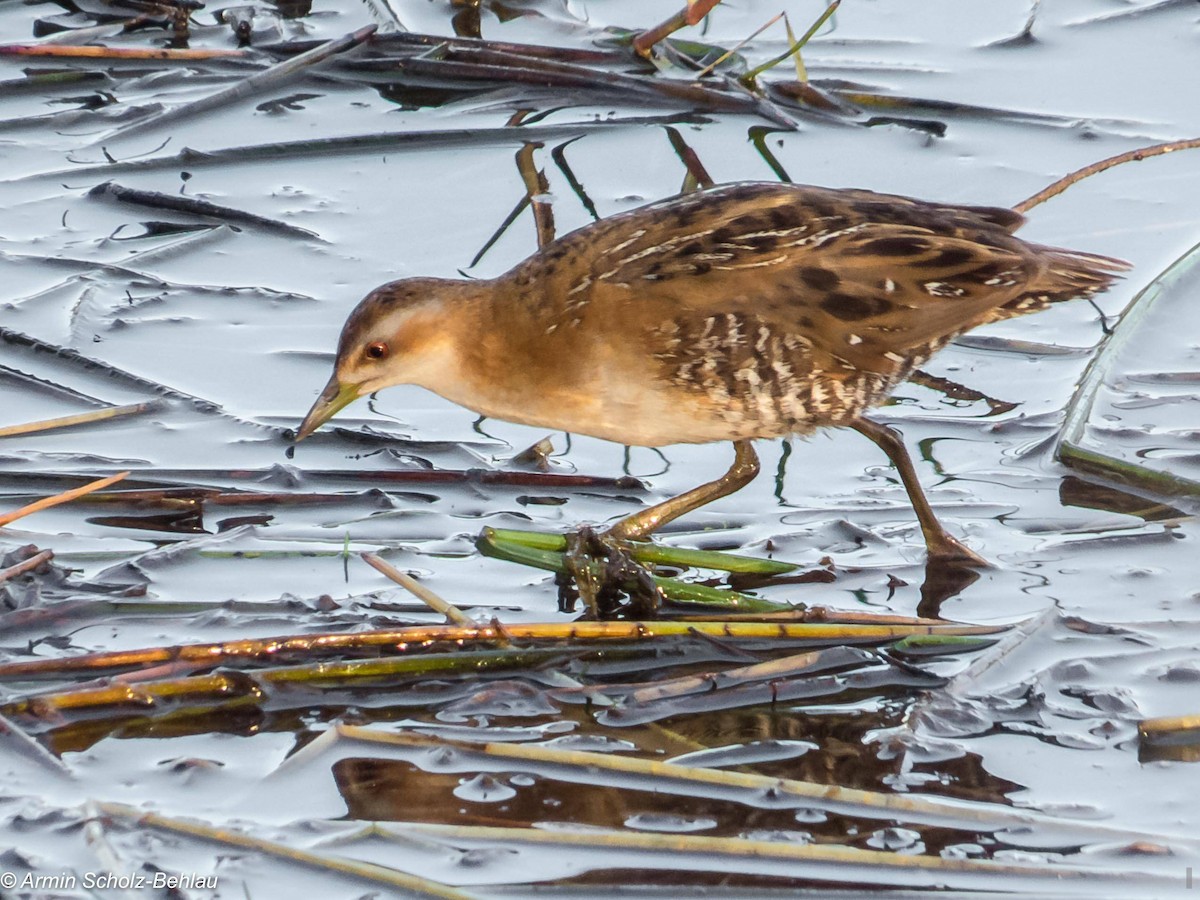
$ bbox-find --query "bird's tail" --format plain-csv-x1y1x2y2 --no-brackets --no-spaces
989,246,1130,322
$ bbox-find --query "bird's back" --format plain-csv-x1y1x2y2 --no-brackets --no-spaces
522,182,1125,361
481,183,1127,444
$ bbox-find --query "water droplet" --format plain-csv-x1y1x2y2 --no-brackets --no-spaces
453,774,516,803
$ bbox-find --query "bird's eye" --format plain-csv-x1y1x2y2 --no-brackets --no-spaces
365,341,389,360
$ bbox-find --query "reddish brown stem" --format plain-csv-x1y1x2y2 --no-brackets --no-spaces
0,549,53,586
632,0,723,57
0,472,130,528
1015,137,1200,213
0,44,248,60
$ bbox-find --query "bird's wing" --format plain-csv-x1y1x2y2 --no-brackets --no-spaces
562,186,1039,375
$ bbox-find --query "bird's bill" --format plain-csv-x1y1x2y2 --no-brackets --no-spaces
295,376,359,442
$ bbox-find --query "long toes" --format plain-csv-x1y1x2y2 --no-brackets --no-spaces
562,527,662,618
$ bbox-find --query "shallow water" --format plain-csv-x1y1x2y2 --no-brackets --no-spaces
1,0,1199,896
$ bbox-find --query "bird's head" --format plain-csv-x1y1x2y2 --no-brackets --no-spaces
294,278,465,441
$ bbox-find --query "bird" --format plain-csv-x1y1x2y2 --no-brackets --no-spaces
295,181,1126,574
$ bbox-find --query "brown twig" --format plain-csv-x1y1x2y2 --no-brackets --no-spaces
0,472,131,528
632,0,723,58
98,802,475,899
0,549,54,586
0,402,162,439
514,142,556,249
361,552,474,626
1014,136,1200,214
664,125,715,189
0,44,248,60
89,182,321,240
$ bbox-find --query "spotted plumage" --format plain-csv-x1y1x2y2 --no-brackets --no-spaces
297,181,1127,569
380,182,1121,446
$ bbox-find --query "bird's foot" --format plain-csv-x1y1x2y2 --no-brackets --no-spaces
925,531,990,569
558,525,662,619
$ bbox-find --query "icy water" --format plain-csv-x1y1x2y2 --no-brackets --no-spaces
1,0,1199,896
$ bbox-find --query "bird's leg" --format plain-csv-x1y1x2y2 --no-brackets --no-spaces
559,441,759,619
606,440,761,542
850,417,989,567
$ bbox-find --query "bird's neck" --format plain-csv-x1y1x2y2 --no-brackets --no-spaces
416,274,591,425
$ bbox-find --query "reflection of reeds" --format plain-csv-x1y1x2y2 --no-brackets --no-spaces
400,821,1170,894
1140,712,1200,763
345,726,1195,853
95,790,1182,897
